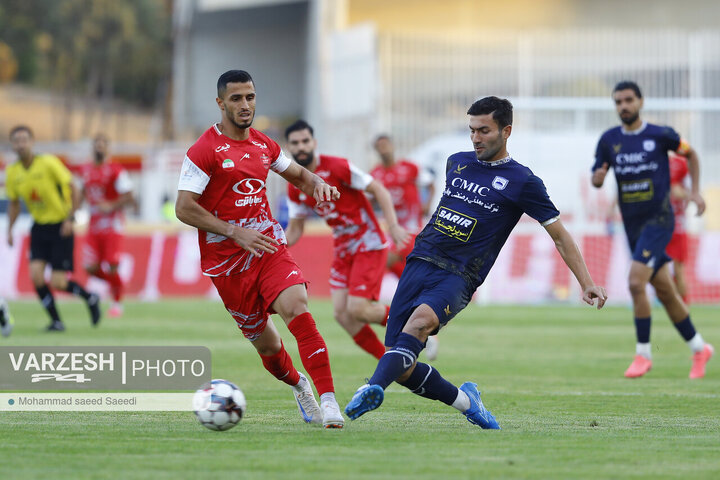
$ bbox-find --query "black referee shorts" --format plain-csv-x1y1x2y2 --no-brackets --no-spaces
29,222,75,272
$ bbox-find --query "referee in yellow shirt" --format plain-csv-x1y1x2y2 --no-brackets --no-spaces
5,125,100,331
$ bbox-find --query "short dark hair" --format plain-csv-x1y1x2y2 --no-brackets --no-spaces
285,119,314,139
374,134,391,144
613,80,642,99
217,70,254,98
9,125,33,139
467,96,513,129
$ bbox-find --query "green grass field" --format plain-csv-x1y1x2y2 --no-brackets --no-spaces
1,299,719,479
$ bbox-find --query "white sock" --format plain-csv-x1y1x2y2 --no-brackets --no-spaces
687,333,705,353
451,388,471,413
320,392,336,405
636,343,652,359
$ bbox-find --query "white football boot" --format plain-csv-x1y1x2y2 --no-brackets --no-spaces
291,373,322,424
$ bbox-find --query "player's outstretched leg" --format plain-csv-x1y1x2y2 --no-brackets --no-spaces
287,312,343,428
345,332,425,420
397,361,499,429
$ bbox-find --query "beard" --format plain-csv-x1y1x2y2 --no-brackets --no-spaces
293,151,314,167
94,151,105,163
619,111,639,126
226,109,254,129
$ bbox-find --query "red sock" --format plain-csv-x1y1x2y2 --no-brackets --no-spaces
353,324,386,360
258,341,300,386
106,270,123,302
381,305,390,327
287,312,334,395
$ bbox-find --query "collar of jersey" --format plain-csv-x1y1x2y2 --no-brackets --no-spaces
621,121,647,136
477,155,512,167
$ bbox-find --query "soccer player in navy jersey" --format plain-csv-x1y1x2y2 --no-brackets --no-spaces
592,81,713,379
344,96,607,428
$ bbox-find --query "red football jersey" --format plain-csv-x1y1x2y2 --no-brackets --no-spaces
179,124,290,277
79,162,132,233
370,159,424,232
669,153,689,233
287,155,387,258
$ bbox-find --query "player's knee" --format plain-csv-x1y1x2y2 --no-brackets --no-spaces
628,277,647,296
49,276,67,290
254,340,282,357
346,299,369,322
404,315,439,340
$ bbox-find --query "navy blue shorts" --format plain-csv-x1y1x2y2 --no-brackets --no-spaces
627,223,673,276
384,259,475,347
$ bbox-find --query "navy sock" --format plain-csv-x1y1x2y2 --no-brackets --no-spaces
369,333,425,389
634,317,651,343
35,286,61,323
672,316,697,341
66,281,91,301
397,362,459,406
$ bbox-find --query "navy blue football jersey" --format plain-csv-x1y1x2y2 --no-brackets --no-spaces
593,122,681,239
409,152,560,288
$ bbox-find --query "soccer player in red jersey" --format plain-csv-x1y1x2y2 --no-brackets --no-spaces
284,120,410,361
666,152,690,303
370,134,440,359
79,134,134,318
370,134,435,278
175,70,344,428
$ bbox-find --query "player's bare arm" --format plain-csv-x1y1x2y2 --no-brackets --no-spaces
284,217,306,247
591,162,610,188
175,190,279,256
544,219,607,309
365,179,410,248
98,192,135,214
280,161,339,203
60,182,80,237
680,146,706,215
6,199,20,247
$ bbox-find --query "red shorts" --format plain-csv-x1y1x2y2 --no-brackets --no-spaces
329,248,388,300
666,232,688,263
211,245,307,341
83,231,122,267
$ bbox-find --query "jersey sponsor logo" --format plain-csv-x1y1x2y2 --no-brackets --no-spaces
450,177,489,196
234,196,263,207
620,179,654,203
232,178,265,195
433,206,477,242
643,139,656,152
239,153,250,162
215,143,230,153
492,176,509,190
615,152,647,165
250,140,268,149
222,159,234,169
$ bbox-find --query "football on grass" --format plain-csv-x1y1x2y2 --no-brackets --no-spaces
193,379,247,431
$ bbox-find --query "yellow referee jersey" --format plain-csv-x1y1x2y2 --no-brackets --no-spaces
5,154,73,224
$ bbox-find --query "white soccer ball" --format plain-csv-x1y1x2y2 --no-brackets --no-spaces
193,379,247,431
